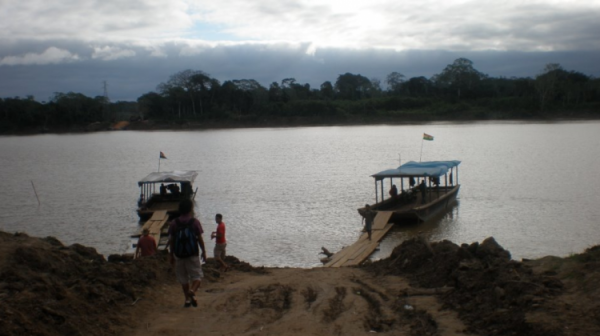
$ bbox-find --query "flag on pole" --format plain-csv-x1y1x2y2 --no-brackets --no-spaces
159,151,167,159
423,133,434,141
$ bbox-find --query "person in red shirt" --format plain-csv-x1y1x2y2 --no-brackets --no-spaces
211,213,229,272
135,229,157,258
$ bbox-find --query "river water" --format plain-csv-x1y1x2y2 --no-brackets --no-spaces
1,121,599,267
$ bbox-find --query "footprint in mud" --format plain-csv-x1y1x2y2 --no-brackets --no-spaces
301,286,318,309
322,287,347,322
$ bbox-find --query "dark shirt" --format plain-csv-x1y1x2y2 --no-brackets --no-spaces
364,210,376,231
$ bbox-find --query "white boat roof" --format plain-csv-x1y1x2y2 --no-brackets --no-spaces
372,160,461,180
138,171,198,185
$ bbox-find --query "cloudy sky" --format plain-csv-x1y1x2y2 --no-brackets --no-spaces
1,0,599,101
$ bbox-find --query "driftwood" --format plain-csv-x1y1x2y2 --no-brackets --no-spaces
319,247,334,264
320,247,334,258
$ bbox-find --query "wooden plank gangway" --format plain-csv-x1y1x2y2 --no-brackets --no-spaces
139,210,169,247
324,211,394,267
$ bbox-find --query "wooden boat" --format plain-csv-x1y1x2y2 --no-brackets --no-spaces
359,161,461,223
136,170,198,221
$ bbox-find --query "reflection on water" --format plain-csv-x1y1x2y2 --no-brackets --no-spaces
1,121,600,267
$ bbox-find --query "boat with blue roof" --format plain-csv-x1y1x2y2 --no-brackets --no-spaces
359,160,461,223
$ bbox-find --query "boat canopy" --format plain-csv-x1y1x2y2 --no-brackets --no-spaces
371,161,461,180
138,171,198,186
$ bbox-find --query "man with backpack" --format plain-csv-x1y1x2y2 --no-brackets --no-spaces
168,199,207,308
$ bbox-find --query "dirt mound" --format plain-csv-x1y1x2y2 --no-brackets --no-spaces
365,237,564,336
0,231,173,336
201,255,268,281
0,231,257,336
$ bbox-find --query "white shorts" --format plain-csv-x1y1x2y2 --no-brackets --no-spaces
175,256,203,284
214,243,227,260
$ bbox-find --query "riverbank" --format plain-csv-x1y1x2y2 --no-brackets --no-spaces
2,111,600,136
1,230,600,336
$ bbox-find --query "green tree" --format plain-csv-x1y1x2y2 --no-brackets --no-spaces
334,73,372,100
137,92,165,119
320,81,334,100
369,78,383,98
386,72,405,94
535,63,563,112
405,77,432,97
435,58,485,99
269,82,282,102
157,69,211,116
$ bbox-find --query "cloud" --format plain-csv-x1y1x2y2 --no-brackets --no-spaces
2,0,599,52
92,46,136,61
0,47,80,66
1,1,599,101
0,0,192,41
1,39,598,102
188,0,600,51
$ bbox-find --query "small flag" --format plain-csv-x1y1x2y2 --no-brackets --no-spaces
159,151,167,159
423,133,434,141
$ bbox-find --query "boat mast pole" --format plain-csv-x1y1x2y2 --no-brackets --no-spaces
374,179,378,203
419,139,424,162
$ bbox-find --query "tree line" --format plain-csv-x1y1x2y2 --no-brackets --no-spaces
2,58,599,133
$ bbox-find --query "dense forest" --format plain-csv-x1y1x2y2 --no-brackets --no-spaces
1,58,599,133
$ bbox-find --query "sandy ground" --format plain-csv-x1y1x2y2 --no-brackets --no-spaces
128,267,467,336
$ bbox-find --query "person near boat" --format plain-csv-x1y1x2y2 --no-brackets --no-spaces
389,185,398,198
135,228,156,258
419,179,427,204
361,204,376,241
211,213,229,272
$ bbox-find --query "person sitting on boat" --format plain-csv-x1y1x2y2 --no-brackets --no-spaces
167,184,180,197
409,177,416,188
160,184,167,197
138,194,145,208
181,182,192,198
362,204,376,241
389,185,398,198
419,180,427,204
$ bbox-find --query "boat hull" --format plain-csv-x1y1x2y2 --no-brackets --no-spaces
360,185,460,224
411,185,460,222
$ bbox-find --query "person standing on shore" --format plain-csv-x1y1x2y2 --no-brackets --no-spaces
361,204,376,241
135,228,157,258
211,213,229,272
169,199,207,308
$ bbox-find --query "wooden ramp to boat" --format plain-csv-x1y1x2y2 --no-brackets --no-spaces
139,210,169,247
325,211,394,268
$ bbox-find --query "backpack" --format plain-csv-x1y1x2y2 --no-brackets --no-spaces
172,218,199,259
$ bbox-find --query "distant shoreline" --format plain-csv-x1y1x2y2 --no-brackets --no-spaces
2,113,600,136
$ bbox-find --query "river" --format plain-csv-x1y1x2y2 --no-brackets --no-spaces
1,121,599,267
